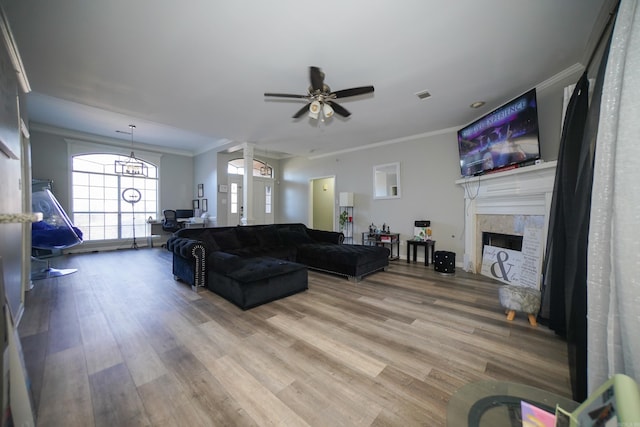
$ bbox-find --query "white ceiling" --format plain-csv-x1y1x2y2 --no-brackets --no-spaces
3,0,613,158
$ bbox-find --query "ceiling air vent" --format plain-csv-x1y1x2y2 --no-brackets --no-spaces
415,90,432,100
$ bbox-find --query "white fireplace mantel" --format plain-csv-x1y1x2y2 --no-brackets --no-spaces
456,160,557,273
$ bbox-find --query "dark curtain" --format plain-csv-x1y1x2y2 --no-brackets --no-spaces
540,33,611,402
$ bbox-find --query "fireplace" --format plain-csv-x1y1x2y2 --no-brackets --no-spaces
482,232,523,253
456,161,557,276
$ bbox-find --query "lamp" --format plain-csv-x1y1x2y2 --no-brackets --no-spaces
309,100,321,119
114,124,148,177
322,103,334,119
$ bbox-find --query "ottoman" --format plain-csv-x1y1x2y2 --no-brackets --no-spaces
208,256,308,310
434,251,456,274
296,243,390,282
498,285,541,326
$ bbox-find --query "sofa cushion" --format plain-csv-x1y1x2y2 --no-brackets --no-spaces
227,257,306,283
213,229,241,250
210,251,243,274
236,227,259,247
199,233,221,252
278,229,314,245
255,225,281,247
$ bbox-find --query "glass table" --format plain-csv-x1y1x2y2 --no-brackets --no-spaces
446,380,579,427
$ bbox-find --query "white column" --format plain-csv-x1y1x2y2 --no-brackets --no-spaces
241,142,255,225
463,197,477,273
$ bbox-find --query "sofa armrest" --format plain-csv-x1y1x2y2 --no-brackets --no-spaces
306,228,344,245
167,236,206,258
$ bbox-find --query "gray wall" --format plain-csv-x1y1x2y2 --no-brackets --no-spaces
279,131,466,258
273,66,584,263
30,130,195,218
193,148,218,221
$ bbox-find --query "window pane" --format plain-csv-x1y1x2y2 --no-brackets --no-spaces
104,214,119,226
72,153,158,241
104,175,119,187
74,185,90,199
89,174,104,186
73,172,89,185
104,226,119,239
74,199,90,212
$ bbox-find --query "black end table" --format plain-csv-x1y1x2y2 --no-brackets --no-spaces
407,239,435,266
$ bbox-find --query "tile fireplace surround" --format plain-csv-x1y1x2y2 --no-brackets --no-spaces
456,161,557,274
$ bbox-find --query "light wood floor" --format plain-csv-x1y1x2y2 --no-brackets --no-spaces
19,249,570,426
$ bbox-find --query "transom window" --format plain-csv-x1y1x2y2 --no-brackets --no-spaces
72,153,158,241
227,158,273,178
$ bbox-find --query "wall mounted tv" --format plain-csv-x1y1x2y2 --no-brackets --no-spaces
457,88,541,177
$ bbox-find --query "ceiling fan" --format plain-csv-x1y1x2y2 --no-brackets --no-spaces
264,66,374,120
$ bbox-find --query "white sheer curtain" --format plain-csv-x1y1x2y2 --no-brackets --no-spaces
588,0,640,391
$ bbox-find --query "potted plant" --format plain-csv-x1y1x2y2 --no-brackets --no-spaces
339,210,349,230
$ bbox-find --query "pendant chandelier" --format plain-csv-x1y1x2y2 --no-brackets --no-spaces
115,124,148,177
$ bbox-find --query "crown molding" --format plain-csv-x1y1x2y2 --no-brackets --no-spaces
29,122,195,157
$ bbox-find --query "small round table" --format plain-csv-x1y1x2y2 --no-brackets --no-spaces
446,380,579,427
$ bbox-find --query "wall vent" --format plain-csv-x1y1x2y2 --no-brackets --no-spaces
415,90,432,100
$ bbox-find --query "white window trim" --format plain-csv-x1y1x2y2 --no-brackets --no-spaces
66,138,163,167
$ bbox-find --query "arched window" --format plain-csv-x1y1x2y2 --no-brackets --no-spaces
71,153,158,241
227,158,273,178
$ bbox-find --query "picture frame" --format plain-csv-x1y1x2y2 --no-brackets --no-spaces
192,199,200,210
197,183,204,198
201,199,208,212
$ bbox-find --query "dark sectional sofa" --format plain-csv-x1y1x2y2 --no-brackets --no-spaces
165,223,390,309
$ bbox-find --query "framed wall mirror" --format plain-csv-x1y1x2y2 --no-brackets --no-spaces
373,162,401,199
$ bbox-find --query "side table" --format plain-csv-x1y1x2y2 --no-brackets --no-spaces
362,232,400,260
406,239,435,266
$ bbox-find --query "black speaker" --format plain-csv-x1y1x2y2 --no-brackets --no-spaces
414,220,431,227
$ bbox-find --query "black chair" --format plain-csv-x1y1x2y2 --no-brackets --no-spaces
162,209,182,233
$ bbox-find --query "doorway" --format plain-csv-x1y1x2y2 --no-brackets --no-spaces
309,176,335,231
227,176,274,226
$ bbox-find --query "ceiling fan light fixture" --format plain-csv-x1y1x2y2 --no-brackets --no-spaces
309,100,321,119
322,103,334,118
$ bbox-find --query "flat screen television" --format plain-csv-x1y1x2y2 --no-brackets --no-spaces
457,88,541,177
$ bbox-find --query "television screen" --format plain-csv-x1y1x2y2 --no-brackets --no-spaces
457,88,541,177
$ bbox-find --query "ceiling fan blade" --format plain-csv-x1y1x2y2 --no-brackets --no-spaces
332,86,375,99
309,66,324,92
327,101,351,117
264,92,308,99
292,103,311,119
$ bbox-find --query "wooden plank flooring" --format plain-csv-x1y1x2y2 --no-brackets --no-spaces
19,249,571,426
